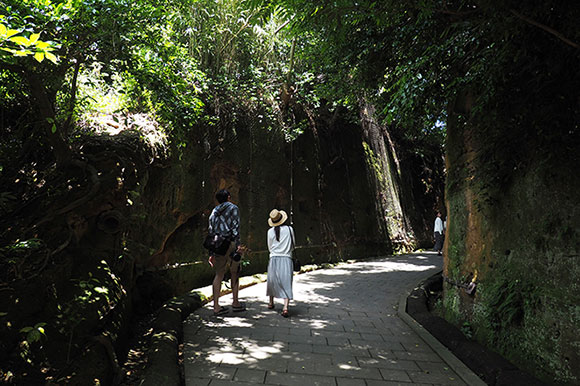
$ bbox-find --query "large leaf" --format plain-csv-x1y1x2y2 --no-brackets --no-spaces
9,36,30,46
7,29,20,38
45,52,58,63
34,51,45,62
0,24,17,38
35,41,51,49
13,50,31,56
29,33,41,44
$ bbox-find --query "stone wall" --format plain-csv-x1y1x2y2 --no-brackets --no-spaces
132,106,398,305
443,105,580,383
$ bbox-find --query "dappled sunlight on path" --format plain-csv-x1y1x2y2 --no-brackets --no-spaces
183,253,474,385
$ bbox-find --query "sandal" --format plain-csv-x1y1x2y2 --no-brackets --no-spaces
213,306,229,316
281,309,289,318
232,304,246,312
267,304,275,309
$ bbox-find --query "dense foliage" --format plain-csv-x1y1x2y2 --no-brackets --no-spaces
2,0,578,164
1,0,578,383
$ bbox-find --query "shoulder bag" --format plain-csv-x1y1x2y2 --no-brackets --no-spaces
289,226,301,272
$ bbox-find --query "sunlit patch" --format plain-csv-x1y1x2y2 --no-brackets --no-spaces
76,108,169,162
294,280,345,305
245,347,278,360
241,340,284,357
306,319,333,329
357,262,437,274
319,270,348,276
217,318,253,328
338,363,358,370
251,314,269,320
208,351,244,365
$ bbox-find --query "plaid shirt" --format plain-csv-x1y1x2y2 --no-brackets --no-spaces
209,201,240,246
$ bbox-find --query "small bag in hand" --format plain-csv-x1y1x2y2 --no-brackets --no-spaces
288,226,300,271
292,257,301,272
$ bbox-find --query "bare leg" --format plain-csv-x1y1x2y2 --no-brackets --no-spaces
213,266,226,312
269,296,274,308
230,267,241,307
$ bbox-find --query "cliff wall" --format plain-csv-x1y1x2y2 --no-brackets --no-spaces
443,98,580,383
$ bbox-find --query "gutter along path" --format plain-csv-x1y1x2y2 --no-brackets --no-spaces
183,253,485,385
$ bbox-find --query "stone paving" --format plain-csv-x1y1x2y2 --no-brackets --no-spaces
183,252,478,385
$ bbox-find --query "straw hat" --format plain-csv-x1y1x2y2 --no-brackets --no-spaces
268,209,288,227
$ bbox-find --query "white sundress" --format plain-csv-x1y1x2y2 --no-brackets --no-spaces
266,225,295,299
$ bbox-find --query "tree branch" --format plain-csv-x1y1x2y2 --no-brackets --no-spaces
24,71,72,164
510,9,580,50
275,19,292,34
63,59,82,136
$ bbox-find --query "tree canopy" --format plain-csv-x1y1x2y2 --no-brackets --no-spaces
1,0,577,214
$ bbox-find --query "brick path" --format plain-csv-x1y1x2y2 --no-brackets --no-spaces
183,253,481,385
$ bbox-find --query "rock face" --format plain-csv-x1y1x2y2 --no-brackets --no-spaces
133,105,408,305
358,101,444,251
444,94,580,383
134,102,442,304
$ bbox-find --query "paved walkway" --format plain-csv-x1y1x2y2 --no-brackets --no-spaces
183,253,481,385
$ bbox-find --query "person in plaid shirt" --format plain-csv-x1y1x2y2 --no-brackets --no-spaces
208,189,245,316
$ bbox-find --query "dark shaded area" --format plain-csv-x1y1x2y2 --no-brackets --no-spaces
406,273,547,386
128,291,203,386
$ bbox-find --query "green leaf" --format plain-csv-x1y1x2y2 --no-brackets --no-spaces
13,50,30,56
51,124,57,133
0,24,6,37
20,327,33,333
9,36,30,46
29,33,40,44
36,41,50,49
7,29,20,38
34,52,45,62
28,329,41,342
45,52,58,64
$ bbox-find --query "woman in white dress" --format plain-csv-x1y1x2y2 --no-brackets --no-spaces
266,209,295,317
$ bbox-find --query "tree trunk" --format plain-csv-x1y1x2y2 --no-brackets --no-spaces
25,71,71,165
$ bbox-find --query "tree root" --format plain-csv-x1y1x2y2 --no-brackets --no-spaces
27,159,100,233
92,334,123,385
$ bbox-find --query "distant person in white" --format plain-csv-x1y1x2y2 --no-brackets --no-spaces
266,209,295,318
434,211,444,255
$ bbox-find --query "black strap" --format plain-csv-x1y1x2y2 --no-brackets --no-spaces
210,207,228,239
288,225,295,251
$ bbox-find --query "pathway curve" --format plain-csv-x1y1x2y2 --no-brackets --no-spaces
183,252,478,385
